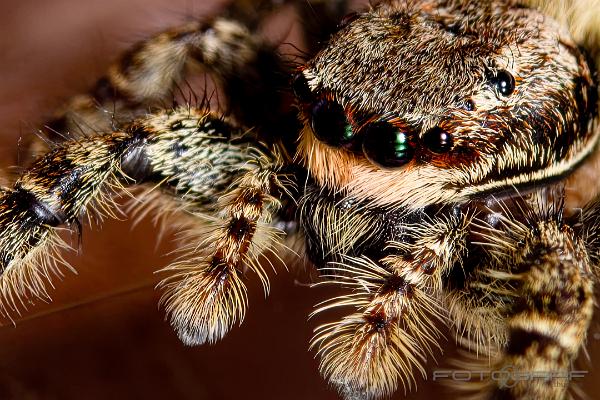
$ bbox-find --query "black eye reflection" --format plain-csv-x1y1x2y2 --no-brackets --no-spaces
362,121,414,168
310,99,355,147
490,69,516,97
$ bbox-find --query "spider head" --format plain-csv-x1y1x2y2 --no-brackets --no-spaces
295,0,598,209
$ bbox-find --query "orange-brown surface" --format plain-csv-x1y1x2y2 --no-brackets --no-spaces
0,1,598,399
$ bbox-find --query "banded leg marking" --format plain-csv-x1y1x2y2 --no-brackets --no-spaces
310,256,444,399
43,16,286,144
310,211,471,399
461,193,594,399
0,107,288,325
158,162,286,345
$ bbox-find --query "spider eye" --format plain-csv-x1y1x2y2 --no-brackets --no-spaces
492,70,515,96
362,122,414,168
292,72,312,103
310,99,354,146
423,127,453,153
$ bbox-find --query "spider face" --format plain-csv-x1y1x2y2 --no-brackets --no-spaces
297,0,598,210
2,1,600,399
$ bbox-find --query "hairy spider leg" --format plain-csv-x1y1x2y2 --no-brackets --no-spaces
309,211,472,399
454,192,595,400
37,0,355,157
0,107,290,339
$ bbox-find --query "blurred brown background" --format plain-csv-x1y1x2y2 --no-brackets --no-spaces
0,1,598,399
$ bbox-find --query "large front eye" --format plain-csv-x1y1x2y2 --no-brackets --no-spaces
362,122,414,168
310,99,354,146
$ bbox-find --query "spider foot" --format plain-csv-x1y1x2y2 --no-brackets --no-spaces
159,159,288,345
311,256,444,399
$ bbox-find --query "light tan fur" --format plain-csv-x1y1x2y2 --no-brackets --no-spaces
3,1,600,399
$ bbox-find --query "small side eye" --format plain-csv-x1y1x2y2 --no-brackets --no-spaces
423,127,453,153
310,99,354,146
362,122,414,168
492,70,515,96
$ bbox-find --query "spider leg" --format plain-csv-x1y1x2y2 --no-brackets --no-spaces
157,161,286,345
444,270,509,358
310,210,472,399
455,191,595,399
310,256,442,400
0,107,291,345
38,0,362,151
39,7,293,152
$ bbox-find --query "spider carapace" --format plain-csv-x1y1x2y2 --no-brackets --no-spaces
2,0,600,399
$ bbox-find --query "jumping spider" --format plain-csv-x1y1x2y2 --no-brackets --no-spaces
1,0,600,399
